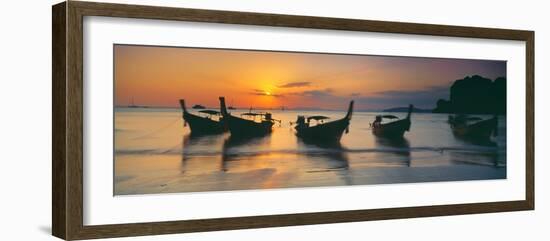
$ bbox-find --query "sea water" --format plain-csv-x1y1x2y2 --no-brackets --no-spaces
114,108,506,195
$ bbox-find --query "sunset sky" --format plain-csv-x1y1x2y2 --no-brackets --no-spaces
114,45,506,110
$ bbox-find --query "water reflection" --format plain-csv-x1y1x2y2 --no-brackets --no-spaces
453,134,498,147
373,137,411,167
116,109,507,195
180,133,224,173
181,133,219,157
450,150,503,168
298,139,349,170
221,135,272,172
297,139,351,185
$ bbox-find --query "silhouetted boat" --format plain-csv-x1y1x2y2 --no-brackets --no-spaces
219,97,279,137
192,104,206,109
371,104,413,138
293,101,354,143
228,99,237,110
127,97,147,108
128,97,138,108
179,99,226,135
448,114,497,140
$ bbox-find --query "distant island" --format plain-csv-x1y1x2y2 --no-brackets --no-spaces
127,105,149,108
383,107,432,113
433,75,506,114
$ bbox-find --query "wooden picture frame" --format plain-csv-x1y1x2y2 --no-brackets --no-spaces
52,1,534,240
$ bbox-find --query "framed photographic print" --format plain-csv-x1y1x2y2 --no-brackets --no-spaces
52,1,534,240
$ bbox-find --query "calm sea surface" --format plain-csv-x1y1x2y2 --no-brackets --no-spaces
114,108,506,195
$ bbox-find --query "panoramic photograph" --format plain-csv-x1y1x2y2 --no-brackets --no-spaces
113,44,507,195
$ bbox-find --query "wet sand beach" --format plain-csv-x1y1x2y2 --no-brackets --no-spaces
114,108,506,195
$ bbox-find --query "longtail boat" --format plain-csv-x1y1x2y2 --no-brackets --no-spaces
294,101,354,143
179,99,226,135
448,114,498,140
219,97,278,137
371,104,413,138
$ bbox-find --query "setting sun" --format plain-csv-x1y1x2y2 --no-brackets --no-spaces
114,45,506,110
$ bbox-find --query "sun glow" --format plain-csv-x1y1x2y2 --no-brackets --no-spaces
114,45,506,110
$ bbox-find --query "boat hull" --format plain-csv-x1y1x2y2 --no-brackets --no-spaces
183,112,226,135
451,116,497,140
224,115,273,137
295,101,354,143
219,96,275,137
295,118,350,143
372,118,411,139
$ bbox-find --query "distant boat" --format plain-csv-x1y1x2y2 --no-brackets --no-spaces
227,99,237,110
192,104,206,109
371,104,413,138
448,114,498,140
179,99,226,135
293,101,354,143
219,97,279,137
128,97,146,108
